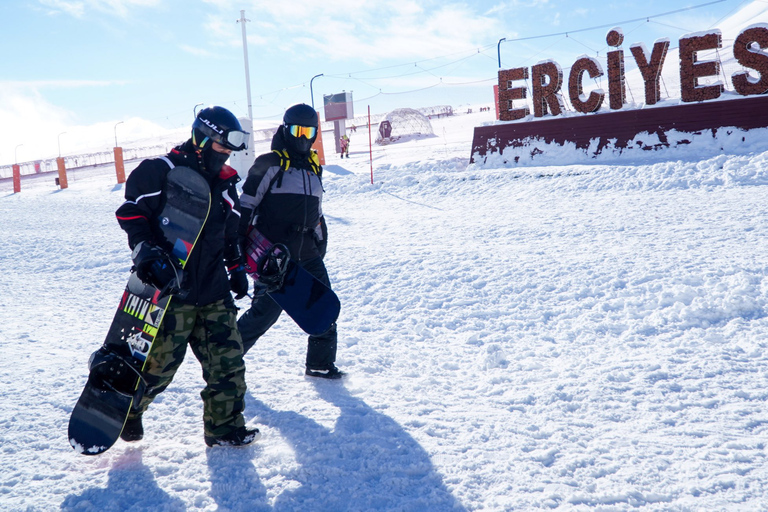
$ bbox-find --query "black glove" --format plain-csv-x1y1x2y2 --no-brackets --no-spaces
229,264,249,299
131,241,181,292
224,241,249,300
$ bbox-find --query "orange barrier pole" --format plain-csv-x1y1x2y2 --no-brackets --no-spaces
56,157,68,189
114,147,126,184
311,110,326,165
12,164,20,193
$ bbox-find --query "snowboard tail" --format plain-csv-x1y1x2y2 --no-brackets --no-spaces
68,166,211,455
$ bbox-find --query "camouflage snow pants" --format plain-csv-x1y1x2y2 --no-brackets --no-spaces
129,298,247,438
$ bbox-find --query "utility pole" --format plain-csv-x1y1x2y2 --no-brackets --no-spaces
238,10,253,122
232,10,256,178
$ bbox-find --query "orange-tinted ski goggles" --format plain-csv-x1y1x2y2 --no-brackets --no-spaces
287,124,317,139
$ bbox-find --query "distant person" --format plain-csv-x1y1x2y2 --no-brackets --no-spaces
112,105,258,447
237,103,343,379
379,120,392,139
340,134,350,158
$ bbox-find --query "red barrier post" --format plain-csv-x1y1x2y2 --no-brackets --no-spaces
56,157,68,189
12,164,20,193
114,147,126,184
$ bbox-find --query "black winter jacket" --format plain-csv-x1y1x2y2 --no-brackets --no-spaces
115,140,242,306
238,127,327,262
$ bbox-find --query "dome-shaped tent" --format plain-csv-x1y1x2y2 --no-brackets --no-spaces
376,108,434,144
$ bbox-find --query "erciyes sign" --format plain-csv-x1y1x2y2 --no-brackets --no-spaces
498,24,768,121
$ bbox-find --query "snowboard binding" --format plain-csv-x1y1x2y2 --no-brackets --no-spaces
88,346,147,406
156,264,188,300
132,242,189,300
253,244,290,297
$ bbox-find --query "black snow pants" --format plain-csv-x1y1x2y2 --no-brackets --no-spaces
237,257,338,370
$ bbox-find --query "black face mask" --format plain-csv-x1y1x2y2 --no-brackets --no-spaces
285,131,314,157
203,148,230,175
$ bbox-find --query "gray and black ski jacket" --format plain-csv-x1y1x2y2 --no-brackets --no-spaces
238,128,328,262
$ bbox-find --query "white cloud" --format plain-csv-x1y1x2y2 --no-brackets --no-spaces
0,83,173,165
38,0,161,18
38,0,85,17
178,44,219,58
0,85,74,163
0,79,127,89
203,0,501,63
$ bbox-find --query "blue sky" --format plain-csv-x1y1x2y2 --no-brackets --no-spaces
0,0,755,164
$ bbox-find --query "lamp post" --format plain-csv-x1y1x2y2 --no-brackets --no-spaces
58,132,67,158
114,121,124,147
194,103,204,117
310,73,323,109
14,143,23,164
497,37,506,68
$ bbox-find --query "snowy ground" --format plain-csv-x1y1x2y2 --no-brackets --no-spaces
2,108,768,511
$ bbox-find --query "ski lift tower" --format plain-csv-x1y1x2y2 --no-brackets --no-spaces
323,92,354,155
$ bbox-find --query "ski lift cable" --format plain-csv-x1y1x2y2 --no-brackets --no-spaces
706,0,754,29
497,0,726,45
210,0,728,118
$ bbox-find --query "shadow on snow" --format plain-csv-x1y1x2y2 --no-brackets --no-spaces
61,382,465,511
207,380,467,511
60,447,185,512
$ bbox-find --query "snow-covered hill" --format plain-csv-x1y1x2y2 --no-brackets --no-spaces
2,108,768,511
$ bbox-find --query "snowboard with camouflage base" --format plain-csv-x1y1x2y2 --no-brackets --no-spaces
68,166,211,455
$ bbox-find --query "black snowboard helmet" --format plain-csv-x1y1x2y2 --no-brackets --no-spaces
283,103,318,156
192,106,249,152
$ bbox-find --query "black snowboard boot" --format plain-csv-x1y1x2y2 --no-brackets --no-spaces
305,365,345,380
120,415,144,442
205,426,261,447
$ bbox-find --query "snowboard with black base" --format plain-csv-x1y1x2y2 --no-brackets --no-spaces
243,226,340,336
68,166,211,455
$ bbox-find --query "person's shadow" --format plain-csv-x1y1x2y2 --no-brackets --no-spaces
61,447,185,511
205,442,271,511
242,381,467,511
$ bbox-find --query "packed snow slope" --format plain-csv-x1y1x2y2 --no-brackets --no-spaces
2,109,768,511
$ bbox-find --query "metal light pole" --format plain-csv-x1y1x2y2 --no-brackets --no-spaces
114,121,124,147
497,38,506,68
14,143,23,164
57,132,67,158
194,103,204,117
310,74,323,109
238,10,253,122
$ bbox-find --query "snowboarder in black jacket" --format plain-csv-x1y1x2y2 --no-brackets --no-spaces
113,106,258,446
237,103,343,379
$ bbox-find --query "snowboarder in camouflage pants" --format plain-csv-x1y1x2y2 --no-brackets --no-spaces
115,106,258,447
